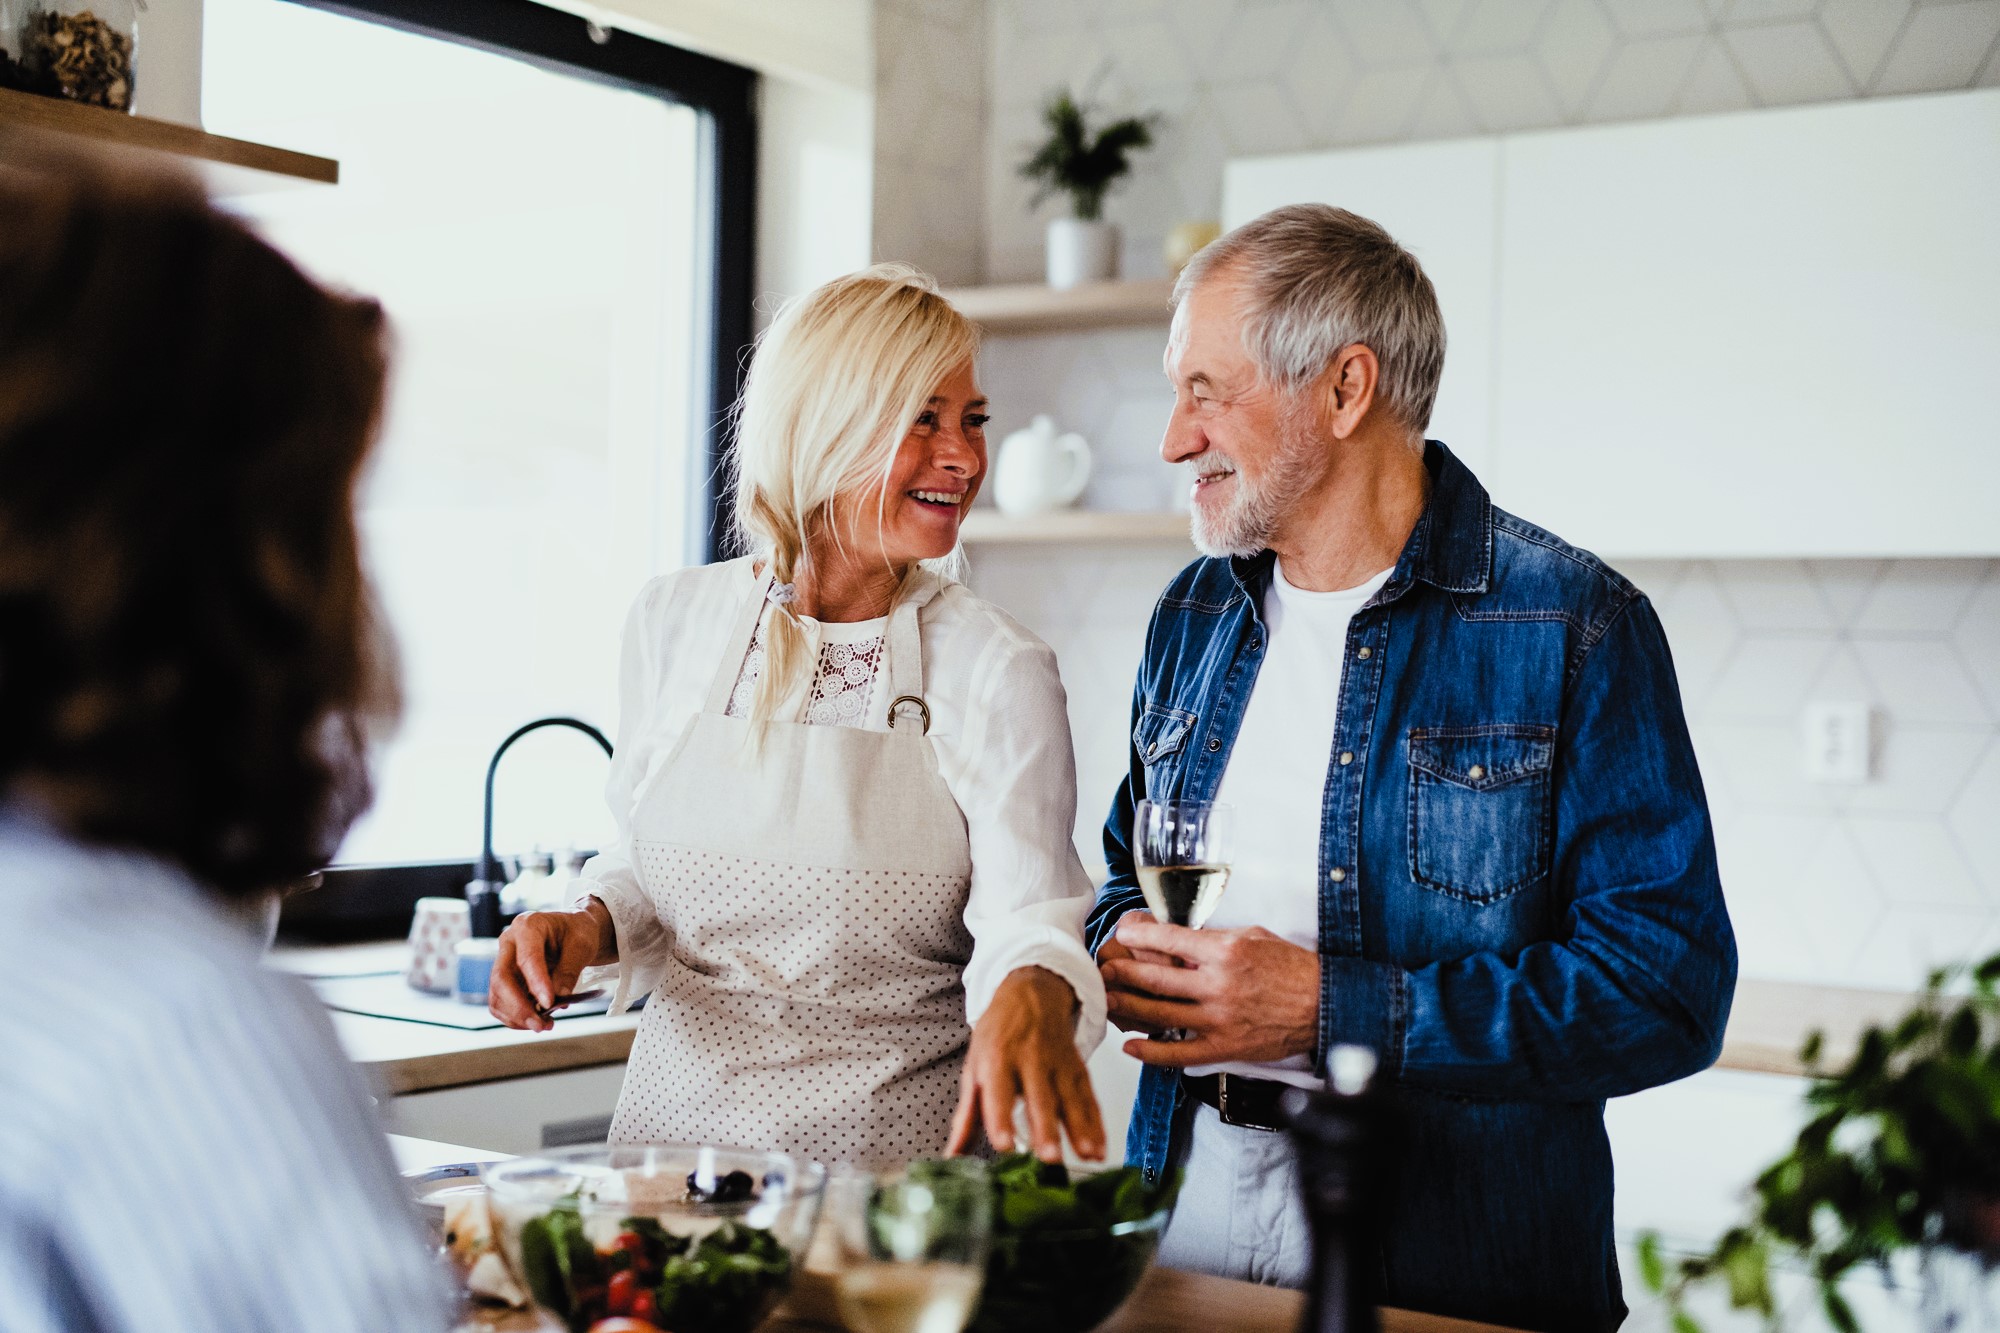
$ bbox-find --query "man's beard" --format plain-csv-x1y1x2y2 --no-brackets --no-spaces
1188,408,1325,559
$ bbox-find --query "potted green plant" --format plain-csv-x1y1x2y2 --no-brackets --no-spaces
1018,90,1155,290
1638,954,2000,1333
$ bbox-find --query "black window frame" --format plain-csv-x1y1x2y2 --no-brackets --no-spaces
256,0,756,938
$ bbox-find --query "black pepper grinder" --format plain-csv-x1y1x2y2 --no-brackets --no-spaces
1283,1044,1386,1333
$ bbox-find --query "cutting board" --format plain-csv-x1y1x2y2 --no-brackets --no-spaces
312,972,616,1029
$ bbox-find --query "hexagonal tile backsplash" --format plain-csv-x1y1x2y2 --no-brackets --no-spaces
874,0,2000,993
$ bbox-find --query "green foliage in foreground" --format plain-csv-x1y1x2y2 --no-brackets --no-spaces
1640,953,2000,1332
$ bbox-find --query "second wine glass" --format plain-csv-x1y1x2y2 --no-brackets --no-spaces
828,1159,992,1333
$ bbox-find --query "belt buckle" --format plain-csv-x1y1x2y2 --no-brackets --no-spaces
1216,1073,1278,1132
1217,1073,1248,1129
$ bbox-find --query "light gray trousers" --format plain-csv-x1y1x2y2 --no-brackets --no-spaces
1156,1102,1315,1289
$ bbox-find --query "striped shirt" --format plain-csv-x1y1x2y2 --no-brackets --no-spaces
0,808,454,1332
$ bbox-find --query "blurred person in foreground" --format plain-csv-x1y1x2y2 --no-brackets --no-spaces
0,164,451,1331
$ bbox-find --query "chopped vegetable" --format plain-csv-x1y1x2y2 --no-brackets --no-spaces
515,1193,791,1332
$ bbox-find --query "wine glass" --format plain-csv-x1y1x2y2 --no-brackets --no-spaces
828,1160,992,1333
1132,798,1233,1041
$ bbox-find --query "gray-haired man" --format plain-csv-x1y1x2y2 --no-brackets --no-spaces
1088,205,1736,1332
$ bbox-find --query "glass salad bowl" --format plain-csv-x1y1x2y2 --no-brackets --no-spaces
960,1153,1180,1333
481,1143,827,1333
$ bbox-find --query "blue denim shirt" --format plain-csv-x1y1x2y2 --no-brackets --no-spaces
1087,442,1737,1333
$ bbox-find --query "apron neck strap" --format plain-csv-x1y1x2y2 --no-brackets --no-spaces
704,570,773,715
883,574,927,723
708,563,937,726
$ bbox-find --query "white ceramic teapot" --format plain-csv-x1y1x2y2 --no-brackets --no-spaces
993,415,1093,517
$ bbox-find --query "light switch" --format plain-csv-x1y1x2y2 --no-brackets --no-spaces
1801,700,1872,784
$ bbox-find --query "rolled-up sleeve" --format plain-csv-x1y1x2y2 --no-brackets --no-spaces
950,636,1108,1055
575,577,678,1015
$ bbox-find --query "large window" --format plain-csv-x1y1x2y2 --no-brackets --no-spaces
203,0,751,867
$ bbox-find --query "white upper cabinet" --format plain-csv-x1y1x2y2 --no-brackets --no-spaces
1222,89,2000,559
1224,139,1502,481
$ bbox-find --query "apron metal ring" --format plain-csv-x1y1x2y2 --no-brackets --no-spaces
887,694,931,734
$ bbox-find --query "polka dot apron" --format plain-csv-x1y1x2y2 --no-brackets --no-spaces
608,572,975,1167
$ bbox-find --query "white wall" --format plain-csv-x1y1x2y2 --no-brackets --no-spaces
758,76,876,310
132,0,205,127
872,0,987,286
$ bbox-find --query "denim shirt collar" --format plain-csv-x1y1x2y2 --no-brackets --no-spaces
1227,439,1494,609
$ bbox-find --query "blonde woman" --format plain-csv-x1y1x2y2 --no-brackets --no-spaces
490,265,1107,1166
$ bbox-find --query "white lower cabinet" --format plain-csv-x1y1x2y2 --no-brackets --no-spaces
383,1063,627,1156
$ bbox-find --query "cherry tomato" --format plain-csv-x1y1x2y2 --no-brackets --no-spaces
586,1320,658,1333
629,1289,657,1323
606,1269,636,1315
613,1230,648,1259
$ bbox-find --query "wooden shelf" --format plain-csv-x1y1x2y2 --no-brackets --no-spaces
944,277,1175,334
959,508,1191,545
0,87,338,194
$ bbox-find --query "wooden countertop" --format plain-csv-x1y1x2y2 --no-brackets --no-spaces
1717,977,1917,1078
327,1008,637,1095
450,1264,1514,1333
769,1265,1517,1333
295,942,1917,1094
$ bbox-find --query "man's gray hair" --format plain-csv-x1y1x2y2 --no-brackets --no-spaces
1175,204,1446,434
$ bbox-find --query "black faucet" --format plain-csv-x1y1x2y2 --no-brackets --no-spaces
466,716,613,936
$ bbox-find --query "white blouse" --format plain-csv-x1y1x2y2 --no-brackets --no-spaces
577,558,1108,1049
724,615,888,729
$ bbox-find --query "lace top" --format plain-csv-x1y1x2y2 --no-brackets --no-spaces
724,610,888,728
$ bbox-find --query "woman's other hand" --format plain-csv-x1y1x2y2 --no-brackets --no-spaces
948,966,1105,1163
489,900,614,1032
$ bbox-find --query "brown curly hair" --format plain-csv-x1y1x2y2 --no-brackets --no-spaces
0,162,400,896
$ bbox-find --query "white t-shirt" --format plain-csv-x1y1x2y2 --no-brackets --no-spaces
1190,559,1395,1090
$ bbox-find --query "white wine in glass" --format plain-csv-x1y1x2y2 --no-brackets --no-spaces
1132,799,1233,1040
828,1161,990,1333
834,1261,982,1333
1135,863,1230,931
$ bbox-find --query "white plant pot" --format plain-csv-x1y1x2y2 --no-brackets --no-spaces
1046,218,1119,289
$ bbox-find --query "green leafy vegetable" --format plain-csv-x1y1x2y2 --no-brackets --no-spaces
517,1202,788,1333
924,1153,1179,1333
651,1222,792,1333
515,1196,605,1333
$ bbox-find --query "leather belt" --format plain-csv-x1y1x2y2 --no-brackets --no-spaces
1182,1072,1290,1132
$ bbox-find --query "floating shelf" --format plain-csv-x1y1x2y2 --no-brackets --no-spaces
959,509,1191,545
0,87,338,194
944,277,1175,335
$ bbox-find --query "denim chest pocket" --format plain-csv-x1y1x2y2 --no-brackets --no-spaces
1408,725,1556,904
1134,704,1196,798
